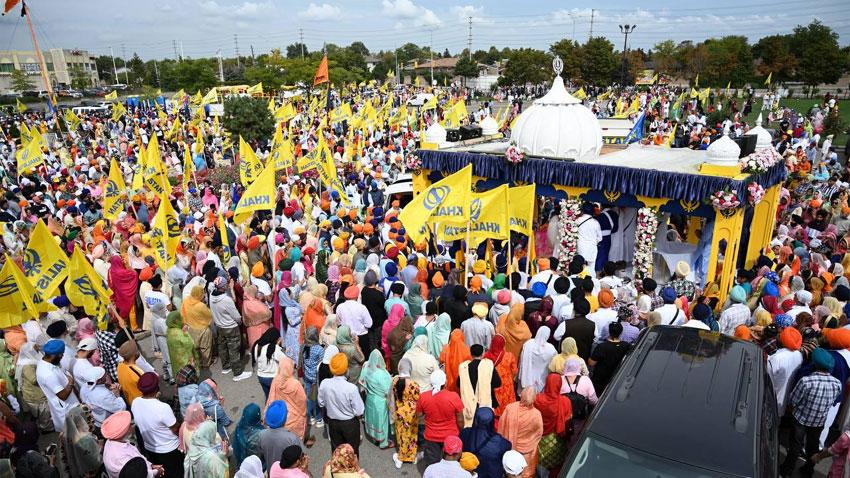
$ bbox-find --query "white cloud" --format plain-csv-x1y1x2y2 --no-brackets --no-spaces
298,3,342,21
382,0,441,26
198,1,270,18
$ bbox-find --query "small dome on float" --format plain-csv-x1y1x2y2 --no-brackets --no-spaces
705,134,741,166
424,121,447,144
480,116,499,136
745,113,773,151
510,56,602,161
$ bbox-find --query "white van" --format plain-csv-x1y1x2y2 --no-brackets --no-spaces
72,106,109,115
384,173,414,210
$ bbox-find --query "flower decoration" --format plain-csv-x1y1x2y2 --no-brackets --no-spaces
747,182,765,206
556,199,581,269
739,148,780,174
505,142,526,165
632,207,659,280
404,153,422,174
709,188,741,211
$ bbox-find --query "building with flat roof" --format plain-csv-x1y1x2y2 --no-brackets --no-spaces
0,48,99,92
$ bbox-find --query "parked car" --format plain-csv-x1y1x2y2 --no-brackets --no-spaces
384,173,413,210
560,326,778,478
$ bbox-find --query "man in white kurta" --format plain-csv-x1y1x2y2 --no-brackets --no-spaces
576,204,602,277
36,339,79,433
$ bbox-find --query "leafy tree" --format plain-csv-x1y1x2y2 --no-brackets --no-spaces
580,37,618,85
286,43,308,59
549,39,582,81
790,21,845,87
498,48,551,86
443,48,451,58
650,40,678,76
244,65,284,88
9,69,34,92
160,59,217,92
95,55,115,83
68,65,90,89
349,41,369,57
752,34,797,82
454,55,478,81
127,53,146,87
371,61,390,81
702,36,752,86
676,41,709,84
623,49,646,85
222,96,274,144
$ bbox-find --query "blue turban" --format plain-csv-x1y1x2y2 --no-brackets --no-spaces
764,271,780,284
531,282,547,298
385,262,398,277
762,281,779,298
289,247,302,262
265,400,288,429
729,286,747,304
811,347,835,373
43,339,65,356
660,287,677,304
774,313,793,328
52,295,71,308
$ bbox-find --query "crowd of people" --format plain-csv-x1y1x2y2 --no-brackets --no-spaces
0,78,847,478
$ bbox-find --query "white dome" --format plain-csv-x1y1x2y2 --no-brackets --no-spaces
480,116,499,136
745,113,773,150
705,134,741,166
424,121,447,144
510,69,602,161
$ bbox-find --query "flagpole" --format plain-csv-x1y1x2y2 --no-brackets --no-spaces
507,235,513,290
464,220,471,288
21,1,56,113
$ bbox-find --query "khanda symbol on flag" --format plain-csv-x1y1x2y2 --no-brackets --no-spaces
0,275,16,299
22,248,41,276
423,186,451,212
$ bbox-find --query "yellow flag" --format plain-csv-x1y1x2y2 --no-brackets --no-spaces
694,74,699,87
268,97,275,112
104,90,118,101
191,90,203,105
66,246,111,315
155,103,168,124
400,164,472,243
23,219,69,300
143,135,172,197
233,155,275,225
166,117,182,140
103,158,127,221
19,122,32,145
573,87,587,100
247,83,263,95
218,213,231,263
149,197,181,270
16,135,43,174
651,73,659,84
16,98,27,113
508,184,535,235
132,144,146,192
65,108,81,130
665,125,677,148
0,257,38,327
437,184,510,245
239,136,263,186
271,128,293,170
422,95,438,110
183,145,194,192
296,136,348,204
764,72,772,86
111,102,126,121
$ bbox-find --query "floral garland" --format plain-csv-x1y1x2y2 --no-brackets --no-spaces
404,153,422,174
709,188,741,211
556,199,581,269
739,148,780,174
747,182,765,206
505,142,526,164
632,207,659,280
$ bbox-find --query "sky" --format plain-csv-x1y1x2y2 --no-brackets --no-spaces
1,0,849,61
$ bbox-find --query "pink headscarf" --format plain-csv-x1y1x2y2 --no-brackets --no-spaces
178,403,207,452
202,187,219,209
381,304,406,360
195,251,208,276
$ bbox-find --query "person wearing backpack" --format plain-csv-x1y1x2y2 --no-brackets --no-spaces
560,358,597,446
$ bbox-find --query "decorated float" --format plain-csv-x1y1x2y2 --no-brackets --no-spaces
414,57,785,305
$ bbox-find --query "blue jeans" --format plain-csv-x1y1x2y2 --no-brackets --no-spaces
258,376,273,401
304,379,320,420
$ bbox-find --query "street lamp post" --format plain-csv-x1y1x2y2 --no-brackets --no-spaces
619,24,636,85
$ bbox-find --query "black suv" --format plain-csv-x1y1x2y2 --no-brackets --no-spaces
560,326,778,477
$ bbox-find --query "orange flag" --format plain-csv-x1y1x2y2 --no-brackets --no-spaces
313,55,329,86
3,0,21,15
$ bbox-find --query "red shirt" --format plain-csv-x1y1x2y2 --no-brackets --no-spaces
416,389,463,443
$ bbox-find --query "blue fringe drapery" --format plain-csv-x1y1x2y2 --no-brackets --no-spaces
419,150,787,203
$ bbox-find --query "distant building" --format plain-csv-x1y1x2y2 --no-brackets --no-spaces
469,62,503,92
365,55,382,73
0,48,99,92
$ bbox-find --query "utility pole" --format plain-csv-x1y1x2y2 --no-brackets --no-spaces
619,24,636,85
234,34,241,67
217,49,224,83
120,43,129,84
589,9,595,39
299,29,305,58
172,40,179,62
109,46,118,84
467,16,472,60
153,60,159,86
569,13,576,42
180,41,185,61
250,45,255,65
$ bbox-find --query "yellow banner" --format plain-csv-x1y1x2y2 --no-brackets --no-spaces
142,135,172,197
149,198,181,270
239,136,263,186
233,155,275,225
508,184,535,235
399,164,472,243
67,246,111,315
437,184,510,245
23,219,69,300
103,158,127,221
297,137,348,204
271,127,293,170
0,256,38,327
16,135,43,174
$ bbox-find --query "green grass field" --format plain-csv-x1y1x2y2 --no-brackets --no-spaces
740,97,850,146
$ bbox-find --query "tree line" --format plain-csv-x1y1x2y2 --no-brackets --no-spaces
93,20,848,93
